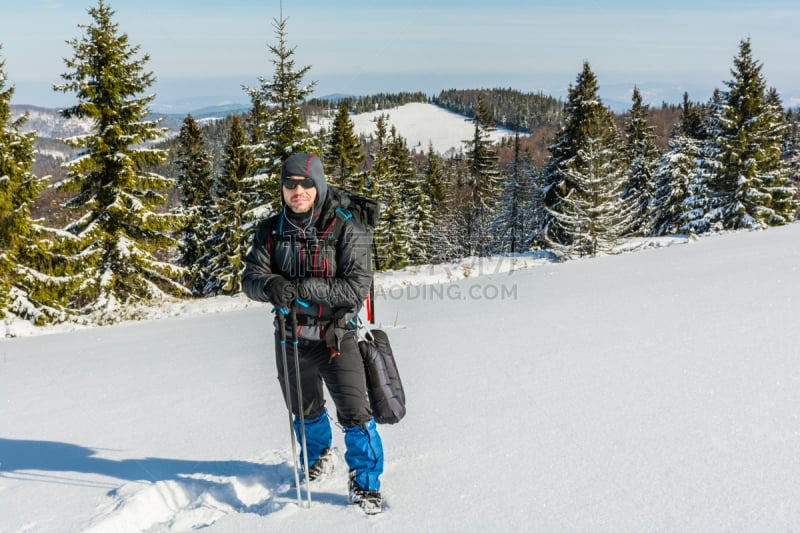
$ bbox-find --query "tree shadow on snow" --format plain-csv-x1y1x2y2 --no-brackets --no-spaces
0,438,301,515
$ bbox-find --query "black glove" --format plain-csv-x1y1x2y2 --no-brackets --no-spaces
266,277,296,310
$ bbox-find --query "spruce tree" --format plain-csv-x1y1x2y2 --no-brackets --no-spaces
782,110,800,215
53,0,186,322
430,153,472,262
541,62,631,257
408,180,435,265
423,141,448,211
1,49,76,325
464,94,501,255
1,54,48,321
324,100,364,191
704,39,798,229
175,114,214,295
370,115,394,270
622,87,660,236
493,130,535,253
204,115,253,296
380,126,416,270
243,11,316,220
679,90,724,234
650,95,706,235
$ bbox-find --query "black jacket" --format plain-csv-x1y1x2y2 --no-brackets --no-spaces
242,189,373,337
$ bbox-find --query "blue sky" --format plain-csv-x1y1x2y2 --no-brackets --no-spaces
1,0,798,110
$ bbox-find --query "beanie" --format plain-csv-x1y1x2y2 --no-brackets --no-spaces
280,153,328,211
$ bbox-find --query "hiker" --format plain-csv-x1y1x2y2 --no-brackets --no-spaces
242,153,384,514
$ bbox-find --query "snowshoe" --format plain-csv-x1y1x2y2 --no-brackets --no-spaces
348,470,382,515
306,447,334,482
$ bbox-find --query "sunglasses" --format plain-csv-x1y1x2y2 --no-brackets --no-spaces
283,177,316,190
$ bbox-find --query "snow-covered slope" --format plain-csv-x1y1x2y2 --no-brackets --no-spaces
2,225,800,532
11,105,95,139
15,101,509,156
310,102,517,155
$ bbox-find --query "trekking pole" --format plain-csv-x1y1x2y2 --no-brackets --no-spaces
290,306,312,507
277,309,303,507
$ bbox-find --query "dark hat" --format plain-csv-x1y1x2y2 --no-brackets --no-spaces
280,153,328,211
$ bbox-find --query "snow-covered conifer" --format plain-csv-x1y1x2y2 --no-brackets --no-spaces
324,100,365,191
622,87,660,236
53,0,186,322
203,115,253,296
541,62,631,257
243,11,316,221
464,94,501,256
1,50,76,325
703,39,798,229
175,114,214,295
493,131,536,253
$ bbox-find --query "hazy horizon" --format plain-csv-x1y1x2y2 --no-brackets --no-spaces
2,0,799,112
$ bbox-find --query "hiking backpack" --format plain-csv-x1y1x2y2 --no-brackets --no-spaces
329,186,380,322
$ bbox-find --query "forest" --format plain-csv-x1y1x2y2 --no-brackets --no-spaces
2,1,799,329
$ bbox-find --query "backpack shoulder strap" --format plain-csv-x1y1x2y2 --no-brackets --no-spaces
332,207,353,240
259,212,285,258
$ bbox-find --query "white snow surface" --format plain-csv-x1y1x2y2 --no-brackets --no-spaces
2,225,800,531
310,102,517,155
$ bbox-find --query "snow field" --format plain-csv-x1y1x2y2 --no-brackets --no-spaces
2,224,800,531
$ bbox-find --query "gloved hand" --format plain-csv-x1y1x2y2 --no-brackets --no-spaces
266,277,296,310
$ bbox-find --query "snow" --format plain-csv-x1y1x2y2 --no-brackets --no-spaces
309,102,518,155
11,106,96,140
2,224,800,531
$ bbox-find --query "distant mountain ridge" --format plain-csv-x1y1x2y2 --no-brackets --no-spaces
10,103,251,140
11,105,96,139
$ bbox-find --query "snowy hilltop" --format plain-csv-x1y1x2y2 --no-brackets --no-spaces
308,102,517,155
2,224,800,532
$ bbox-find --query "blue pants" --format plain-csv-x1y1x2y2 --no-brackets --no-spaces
294,412,383,491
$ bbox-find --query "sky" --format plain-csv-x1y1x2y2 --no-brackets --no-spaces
1,0,799,111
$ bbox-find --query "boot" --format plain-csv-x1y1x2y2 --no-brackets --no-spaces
306,447,334,481
348,470,382,514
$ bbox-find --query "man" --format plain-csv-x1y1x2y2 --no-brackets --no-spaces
242,153,384,514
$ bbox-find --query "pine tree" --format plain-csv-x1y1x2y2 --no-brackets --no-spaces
53,0,186,322
704,39,798,229
423,141,448,211
175,114,214,295
1,53,52,322
678,90,725,235
782,110,800,215
204,115,253,296
408,180,435,265
493,130,535,253
370,115,392,270
1,49,78,326
651,95,702,235
541,62,631,257
243,10,316,220
379,126,416,270
464,94,501,255
622,87,660,236
324,100,364,191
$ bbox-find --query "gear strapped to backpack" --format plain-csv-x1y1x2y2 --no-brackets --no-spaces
358,327,406,424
